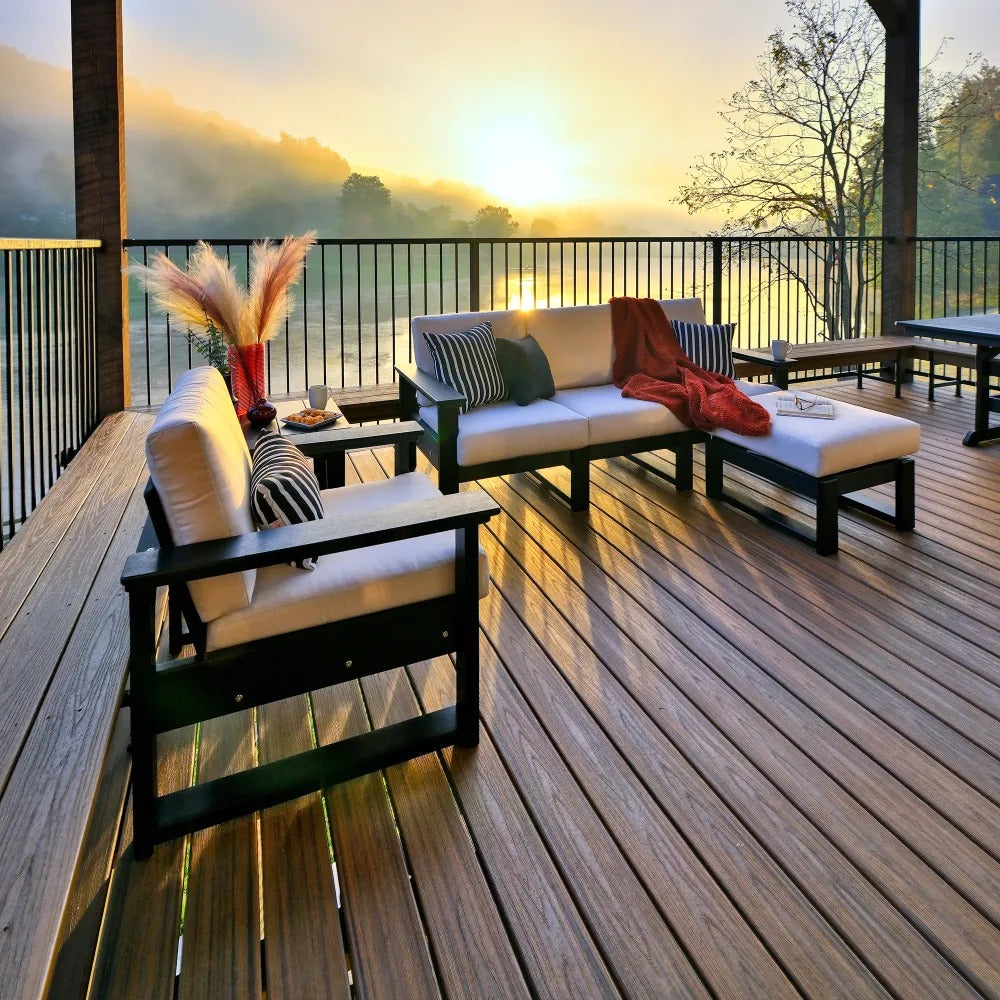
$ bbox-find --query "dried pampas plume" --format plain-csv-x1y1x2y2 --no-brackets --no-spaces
248,231,316,345
127,231,317,348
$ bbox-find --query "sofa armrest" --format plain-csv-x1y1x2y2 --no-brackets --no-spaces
287,421,423,458
122,490,499,591
396,364,466,407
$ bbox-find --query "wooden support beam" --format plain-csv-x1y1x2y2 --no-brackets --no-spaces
72,0,129,414
880,0,920,337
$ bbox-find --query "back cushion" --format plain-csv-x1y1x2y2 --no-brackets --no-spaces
524,304,612,390
412,309,525,374
145,366,256,622
659,297,708,325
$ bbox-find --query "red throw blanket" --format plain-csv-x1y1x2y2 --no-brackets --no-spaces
611,297,771,436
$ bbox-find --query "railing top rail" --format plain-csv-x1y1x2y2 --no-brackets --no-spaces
122,235,890,248
911,235,1000,242
0,237,102,250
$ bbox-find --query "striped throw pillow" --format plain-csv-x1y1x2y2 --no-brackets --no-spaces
250,433,324,569
422,321,507,413
672,321,737,378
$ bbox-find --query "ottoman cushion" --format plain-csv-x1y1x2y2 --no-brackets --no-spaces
712,391,920,477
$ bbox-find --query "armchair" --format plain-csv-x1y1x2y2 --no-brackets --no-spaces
121,367,498,859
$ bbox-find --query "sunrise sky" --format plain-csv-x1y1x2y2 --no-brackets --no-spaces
3,0,999,220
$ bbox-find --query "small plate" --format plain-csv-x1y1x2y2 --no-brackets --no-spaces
282,410,342,431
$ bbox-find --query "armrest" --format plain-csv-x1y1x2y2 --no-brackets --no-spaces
122,490,500,591
731,349,787,368
288,420,423,458
396,364,466,406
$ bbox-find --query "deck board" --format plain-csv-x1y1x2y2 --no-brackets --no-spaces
8,380,1000,999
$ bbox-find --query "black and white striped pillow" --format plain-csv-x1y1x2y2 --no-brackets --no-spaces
672,321,737,378
250,433,324,569
422,321,507,413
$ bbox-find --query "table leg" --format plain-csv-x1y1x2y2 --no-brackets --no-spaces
963,346,1000,446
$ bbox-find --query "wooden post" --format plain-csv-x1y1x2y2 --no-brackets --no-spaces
71,0,129,414
878,0,920,338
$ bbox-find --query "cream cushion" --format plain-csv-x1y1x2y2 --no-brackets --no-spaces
552,385,687,444
145,367,256,622
412,309,525,375
419,399,589,467
712,391,921,478
206,472,489,652
735,379,777,397
659,298,708,325
524,304,614,390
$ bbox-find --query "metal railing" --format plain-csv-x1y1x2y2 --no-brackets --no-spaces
0,238,101,548
911,236,1000,388
125,236,886,405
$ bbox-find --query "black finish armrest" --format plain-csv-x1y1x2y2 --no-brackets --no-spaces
287,421,423,457
731,349,786,369
122,490,499,591
395,364,465,406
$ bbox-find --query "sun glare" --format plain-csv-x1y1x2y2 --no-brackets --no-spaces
478,124,570,207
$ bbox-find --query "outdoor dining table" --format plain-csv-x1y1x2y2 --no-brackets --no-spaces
897,313,1000,446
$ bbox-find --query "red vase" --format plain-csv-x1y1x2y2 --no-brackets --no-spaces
228,344,266,417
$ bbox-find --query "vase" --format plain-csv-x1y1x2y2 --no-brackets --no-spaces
228,344,266,417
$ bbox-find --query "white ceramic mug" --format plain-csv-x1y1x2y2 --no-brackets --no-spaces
307,384,333,409
771,339,792,361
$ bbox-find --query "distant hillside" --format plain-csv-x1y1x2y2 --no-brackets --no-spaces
0,46,502,238
0,47,698,238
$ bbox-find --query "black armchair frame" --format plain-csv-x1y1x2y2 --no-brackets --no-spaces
397,364,706,510
121,423,498,858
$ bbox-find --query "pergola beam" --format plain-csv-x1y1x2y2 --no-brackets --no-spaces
877,0,920,338
71,0,129,415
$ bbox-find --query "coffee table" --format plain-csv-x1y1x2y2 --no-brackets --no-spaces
896,314,1000,446
244,395,422,487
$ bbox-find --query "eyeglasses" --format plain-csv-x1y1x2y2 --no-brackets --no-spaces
793,394,818,410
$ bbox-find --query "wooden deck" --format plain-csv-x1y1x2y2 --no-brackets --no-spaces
5,380,1000,999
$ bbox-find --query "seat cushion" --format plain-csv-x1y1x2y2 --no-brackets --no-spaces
412,309,525,375
206,472,489,652
420,398,589,467
495,335,555,405
423,321,507,412
552,384,688,445
145,366,255,622
735,379,777,397
713,391,921,477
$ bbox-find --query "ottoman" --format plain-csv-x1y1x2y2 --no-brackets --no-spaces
706,391,920,555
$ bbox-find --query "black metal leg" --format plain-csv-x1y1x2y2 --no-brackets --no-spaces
956,367,962,397
314,453,346,489
815,480,840,556
857,364,863,390
570,452,590,511
395,439,416,475
927,351,936,401
168,588,183,656
454,526,480,747
894,352,902,398
705,439,724,499
129,588,158,860
895,458,916,531
964,346,1000,445
674,439,694,493
775,366,790,391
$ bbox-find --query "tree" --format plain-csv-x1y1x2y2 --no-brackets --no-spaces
338,173,392,234
679,0,886,340
921,64,1000,234
470,204,519,237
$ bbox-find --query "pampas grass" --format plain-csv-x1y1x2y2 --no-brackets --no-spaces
128,231,317,349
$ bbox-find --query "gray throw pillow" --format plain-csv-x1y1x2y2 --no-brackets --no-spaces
494,336,555,406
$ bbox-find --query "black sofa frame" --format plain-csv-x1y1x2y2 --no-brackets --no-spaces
397,364,707,510
121,423,498,859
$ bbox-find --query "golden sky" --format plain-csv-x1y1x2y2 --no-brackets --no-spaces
3,0,998,224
